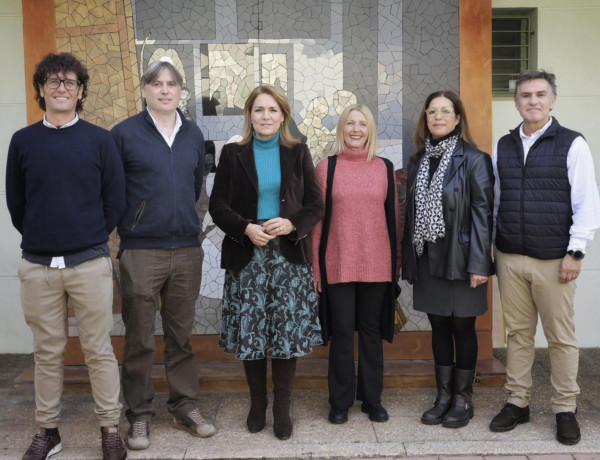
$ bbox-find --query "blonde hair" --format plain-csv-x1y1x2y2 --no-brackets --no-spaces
333,104,377,161
239,85,299,148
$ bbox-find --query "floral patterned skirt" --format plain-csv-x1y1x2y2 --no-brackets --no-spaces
219,238,322,360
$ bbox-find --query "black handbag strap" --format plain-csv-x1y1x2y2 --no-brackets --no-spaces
318,155,337,287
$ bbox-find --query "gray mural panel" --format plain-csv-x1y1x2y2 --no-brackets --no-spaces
402,0,459,163
237,0,331,39
134,0,216,40
343,0,378,118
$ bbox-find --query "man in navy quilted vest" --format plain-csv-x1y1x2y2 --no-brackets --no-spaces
489,69,600,445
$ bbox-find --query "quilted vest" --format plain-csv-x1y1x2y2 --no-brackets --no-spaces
495,118,581,260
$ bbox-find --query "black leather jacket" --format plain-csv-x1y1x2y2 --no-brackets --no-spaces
402,140,494,281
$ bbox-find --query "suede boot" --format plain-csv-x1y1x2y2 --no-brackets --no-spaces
421,365,454,425
271,358,296,440
243,358,268,433
442,368,474,428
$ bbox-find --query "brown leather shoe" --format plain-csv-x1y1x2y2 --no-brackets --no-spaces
489,403,530,432
22,428,62,460
100,426,127,460
556,412,581,445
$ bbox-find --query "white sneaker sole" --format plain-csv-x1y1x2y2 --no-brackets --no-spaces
46,442,63,459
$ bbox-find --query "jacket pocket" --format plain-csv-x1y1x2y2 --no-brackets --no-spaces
131,200,146,230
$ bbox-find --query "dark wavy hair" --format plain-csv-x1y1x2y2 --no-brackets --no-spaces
33,53,89,112
411,90,475,163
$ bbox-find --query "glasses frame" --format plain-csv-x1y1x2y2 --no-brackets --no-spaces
425,106,456,118
44,78,81,91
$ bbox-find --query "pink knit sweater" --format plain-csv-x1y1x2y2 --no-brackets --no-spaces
311,147,399,284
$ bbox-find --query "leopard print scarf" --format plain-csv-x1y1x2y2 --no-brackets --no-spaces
413,134,458,256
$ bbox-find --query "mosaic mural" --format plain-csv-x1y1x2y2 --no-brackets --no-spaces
60,0,460,338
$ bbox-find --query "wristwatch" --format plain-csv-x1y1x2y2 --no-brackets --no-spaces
567,250,585,260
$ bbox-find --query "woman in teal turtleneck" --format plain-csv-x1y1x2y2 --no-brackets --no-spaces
209,85,323,440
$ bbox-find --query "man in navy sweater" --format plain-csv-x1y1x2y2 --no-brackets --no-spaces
111,58,214,451
6,53,127,460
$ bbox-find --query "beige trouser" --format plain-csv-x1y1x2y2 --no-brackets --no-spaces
495,249,579,414
19,257,123,428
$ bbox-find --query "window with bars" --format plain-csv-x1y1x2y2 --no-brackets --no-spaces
492,10,536,96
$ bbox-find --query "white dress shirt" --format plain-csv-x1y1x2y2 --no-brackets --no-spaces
147,108,182,147
493,117,600,253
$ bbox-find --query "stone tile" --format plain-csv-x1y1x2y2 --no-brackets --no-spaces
373,415,461,443
528,456,576,460
292,412,378,444
459,412,556,442
484,457,528,460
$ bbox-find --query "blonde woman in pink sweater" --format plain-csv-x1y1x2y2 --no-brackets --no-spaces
311,104,402,425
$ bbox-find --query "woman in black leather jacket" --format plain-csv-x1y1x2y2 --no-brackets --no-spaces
402,90,494,429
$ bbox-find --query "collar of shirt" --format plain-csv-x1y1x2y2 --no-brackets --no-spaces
43,113,79,129
147,108,182,148
519,117,553,158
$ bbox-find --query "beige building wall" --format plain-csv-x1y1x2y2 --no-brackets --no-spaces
0,0,33,352
492,0,600,347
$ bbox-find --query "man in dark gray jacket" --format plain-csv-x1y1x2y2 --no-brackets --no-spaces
111,58,215,451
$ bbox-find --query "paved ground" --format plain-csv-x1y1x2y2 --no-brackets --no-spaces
1,349,599,459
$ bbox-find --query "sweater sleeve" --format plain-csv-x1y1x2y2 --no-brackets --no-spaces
5,133,25,234
310,159,328,283
100,133,126,233
393,170,404,277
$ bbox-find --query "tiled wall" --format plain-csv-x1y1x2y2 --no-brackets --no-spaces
62,0,459,336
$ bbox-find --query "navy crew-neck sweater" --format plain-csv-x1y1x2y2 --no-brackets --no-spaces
6,120,126,256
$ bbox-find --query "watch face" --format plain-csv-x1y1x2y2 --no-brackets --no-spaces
569,250,585,260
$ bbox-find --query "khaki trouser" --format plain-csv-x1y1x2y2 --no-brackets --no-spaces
495,249,579,413
19,257,122,428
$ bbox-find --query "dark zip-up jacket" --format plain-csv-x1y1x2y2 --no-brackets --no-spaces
495,118,579,259
111,109,205,249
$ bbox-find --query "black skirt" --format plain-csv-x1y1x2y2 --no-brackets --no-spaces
413,252,488,317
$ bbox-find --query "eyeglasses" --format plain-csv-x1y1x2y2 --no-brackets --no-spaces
425,106,455,117
45,78,80,91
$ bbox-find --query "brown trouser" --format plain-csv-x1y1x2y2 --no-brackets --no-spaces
119,247,203,423
19,257,122,428
496,249,579,413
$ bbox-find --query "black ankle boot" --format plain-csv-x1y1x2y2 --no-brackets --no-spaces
421,365,454,425
243,358,268,433
442,368,474,428
271,358,296,440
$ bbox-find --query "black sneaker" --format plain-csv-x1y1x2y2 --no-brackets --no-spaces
22,428,62,460
556,412,581,445
489,403,530,432
100,426,127,460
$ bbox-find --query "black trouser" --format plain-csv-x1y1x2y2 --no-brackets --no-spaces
327,282,386,410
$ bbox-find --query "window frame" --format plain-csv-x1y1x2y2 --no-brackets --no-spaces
492,8,537,98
